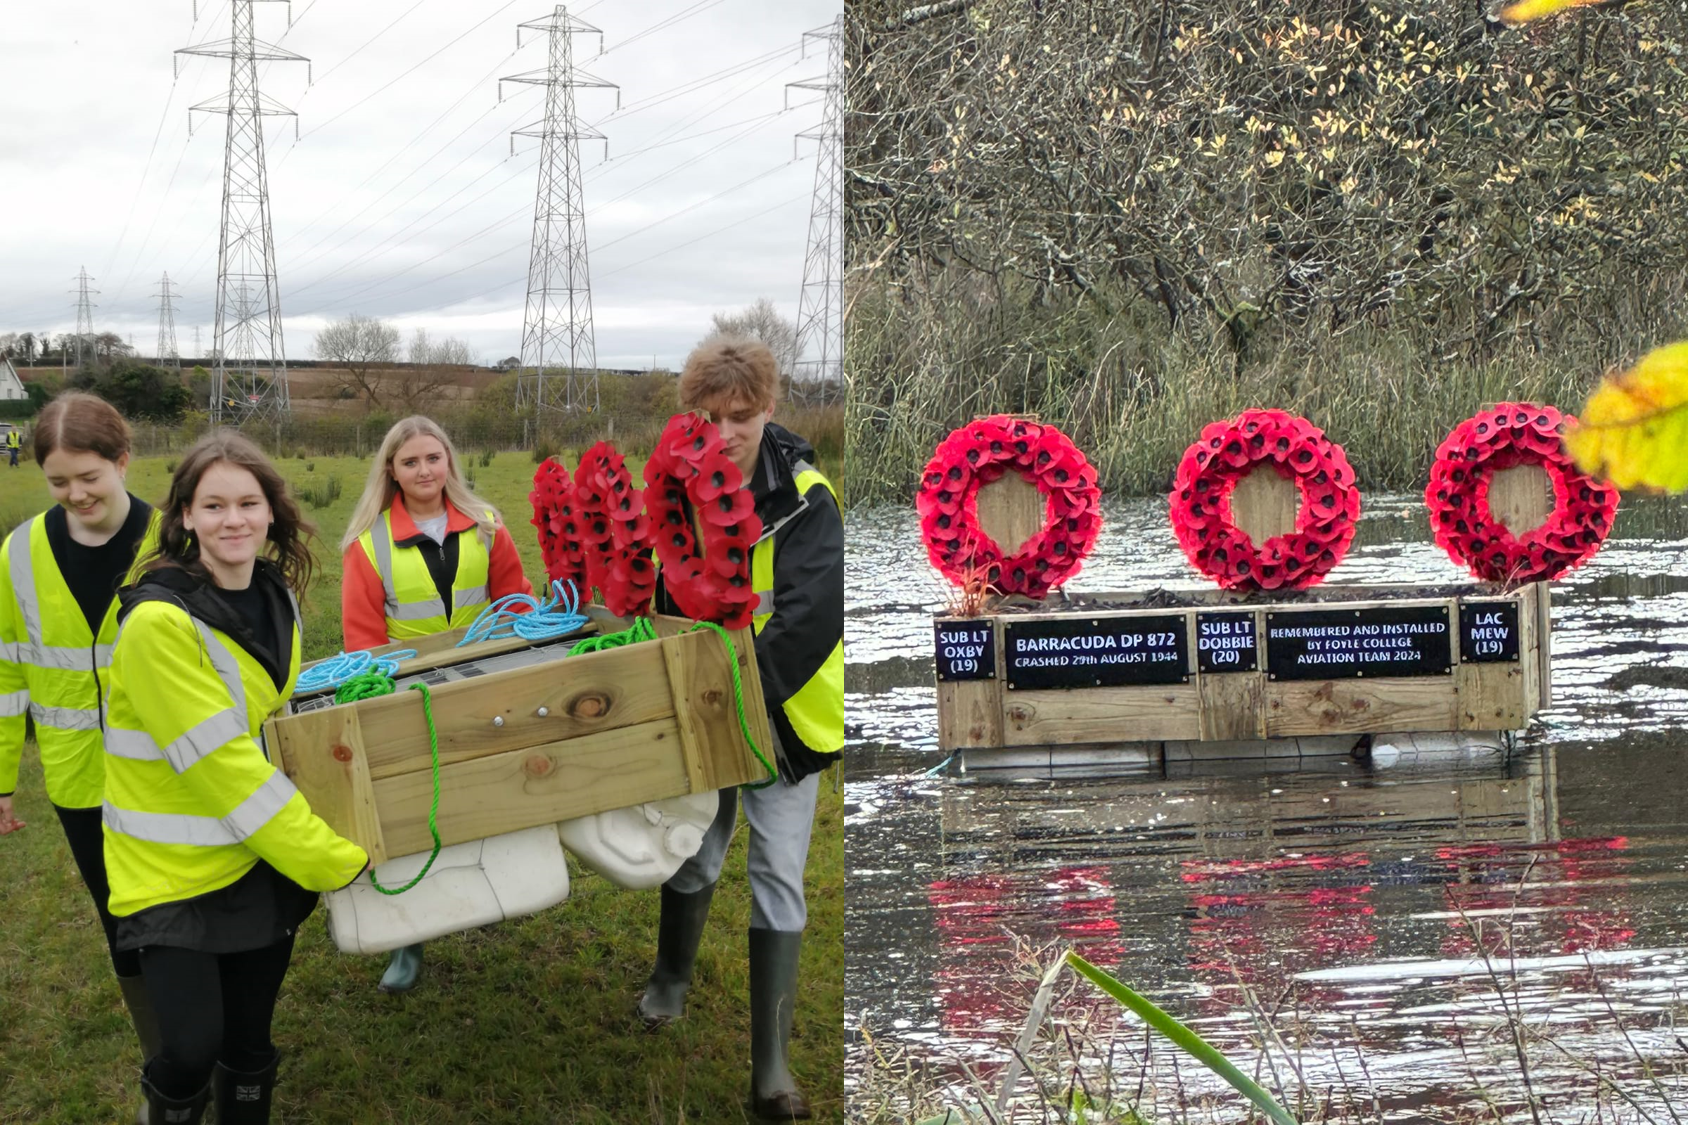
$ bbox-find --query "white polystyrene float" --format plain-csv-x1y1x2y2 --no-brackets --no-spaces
322,794,720,954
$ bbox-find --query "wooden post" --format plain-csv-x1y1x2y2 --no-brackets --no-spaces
1229,467,1299,544
974,473,1045,557
1488,463,1552,535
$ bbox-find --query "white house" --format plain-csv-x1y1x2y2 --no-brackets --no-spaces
0,358,26,401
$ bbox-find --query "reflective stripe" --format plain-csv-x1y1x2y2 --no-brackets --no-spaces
192,620,247,721
31,702,101,730
8,516,41,645
453,585,489,609
389,598,448,621
753,590,775,618
369,518,400,607
2,641,110,672
102,771,298,847
0,689,27,717
103,707,248,773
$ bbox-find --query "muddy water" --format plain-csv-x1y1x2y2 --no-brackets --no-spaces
845,495,1688,1120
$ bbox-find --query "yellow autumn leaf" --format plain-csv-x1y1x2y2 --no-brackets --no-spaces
1499,0,1613,25
1564,340,1688,493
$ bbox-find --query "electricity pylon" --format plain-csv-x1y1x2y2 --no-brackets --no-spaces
177,0,308,424
502,6,618,415
154,273,183,371
786,16,843,404
71,267,98,368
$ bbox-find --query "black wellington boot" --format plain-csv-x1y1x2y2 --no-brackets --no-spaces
748,927,811,1121
139,1071,210,1125
212,1048,279,1125
637,883,717,1029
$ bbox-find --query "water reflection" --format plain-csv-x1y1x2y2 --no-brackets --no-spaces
846,495,1688,1119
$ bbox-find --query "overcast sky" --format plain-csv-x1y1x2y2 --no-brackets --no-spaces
3,0,840,369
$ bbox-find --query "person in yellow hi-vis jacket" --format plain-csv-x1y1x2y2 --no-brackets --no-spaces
338,414,532,994
643,338,843,1121
0,393,162,1125
103,431,368,1125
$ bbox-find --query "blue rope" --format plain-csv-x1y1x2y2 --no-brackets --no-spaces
456,579,588,647
294,648,418,695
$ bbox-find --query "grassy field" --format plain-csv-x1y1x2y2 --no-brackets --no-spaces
0,449,845,1124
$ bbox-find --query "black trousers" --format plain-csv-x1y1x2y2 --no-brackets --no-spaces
138,936,295,1097
52,804,140,978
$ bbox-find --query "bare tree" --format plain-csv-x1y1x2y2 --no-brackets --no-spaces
708,298,799,377
314,314,399,408
393,328,474,412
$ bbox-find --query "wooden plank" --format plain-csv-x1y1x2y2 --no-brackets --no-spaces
660,635,708,793
371,718,692,856
937,617,1004,750
1536,580,1553,709
975,472,1045,558
1000,683,1202,745
297,619,597,687
1516,583,1541,718
1456,661,1527,731
1230,466,1299,545
1265,676,1459,736
1489,463,1552,535
267,710,388,865
1198,671,1265,740
657,625,769,790
343,641,679,780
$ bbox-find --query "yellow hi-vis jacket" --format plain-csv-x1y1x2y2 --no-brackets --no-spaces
101,586,368,916
0,508,162,808
750,461,844,757
355,502,492,641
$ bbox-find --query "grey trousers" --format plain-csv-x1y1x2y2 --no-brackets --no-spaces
665,771,820,932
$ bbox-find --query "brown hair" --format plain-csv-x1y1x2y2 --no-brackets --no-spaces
677,336,779,412
142,431,319,598
34,392,132,464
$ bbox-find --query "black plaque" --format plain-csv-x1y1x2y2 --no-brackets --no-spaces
1004,614,1189,690
1460,600,1521,663
1265,605,1451,680
934,620,996,682
1196,611,1257,673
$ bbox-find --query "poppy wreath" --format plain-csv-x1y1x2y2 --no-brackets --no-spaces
1425,402,1618,582
642,413,763,630
572,441,659,617
916,415,1102,599
1170,409,1361,590
528,458,588,589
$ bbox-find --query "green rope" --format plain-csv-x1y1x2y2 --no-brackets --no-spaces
334,669,398,704
688,620,778,790
568,615,658,655
369,683,443,896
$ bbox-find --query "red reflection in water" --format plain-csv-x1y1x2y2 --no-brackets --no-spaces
927,866,1123,1037
1437,837,1634,958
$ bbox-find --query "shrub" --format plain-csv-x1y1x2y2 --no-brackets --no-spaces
299,474,342,510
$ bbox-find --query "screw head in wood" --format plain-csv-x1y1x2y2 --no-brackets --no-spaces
493,715,505,727
537,706,550,717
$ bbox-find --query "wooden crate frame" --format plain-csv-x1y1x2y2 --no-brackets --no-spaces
936,583,1549,753
267,608,771,865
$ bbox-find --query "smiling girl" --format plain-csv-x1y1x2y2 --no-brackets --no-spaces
102,431,368,1124
0,393,162,1124
338,415,531,992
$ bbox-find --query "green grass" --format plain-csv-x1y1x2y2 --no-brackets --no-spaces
0,451,845,1124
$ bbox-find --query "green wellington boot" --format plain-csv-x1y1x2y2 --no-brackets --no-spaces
213,1048,280,1125
139,1072,210,1125
748,928,811,1121
118,975,164,1125
637,883,717,1029
379,943,424,994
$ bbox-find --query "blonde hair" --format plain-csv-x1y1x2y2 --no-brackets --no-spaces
341,416,499,553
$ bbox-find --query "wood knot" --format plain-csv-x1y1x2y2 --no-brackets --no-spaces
525,755,553,777
331,744,353,763
702,689,723,707
571,693,610,719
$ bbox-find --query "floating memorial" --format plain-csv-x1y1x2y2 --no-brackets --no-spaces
927,408,1615,771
